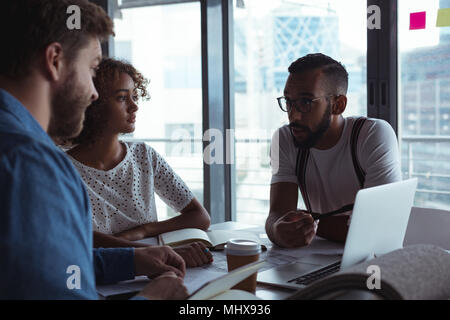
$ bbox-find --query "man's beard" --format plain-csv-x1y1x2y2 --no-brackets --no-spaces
48,70,91,141
289,103,332,149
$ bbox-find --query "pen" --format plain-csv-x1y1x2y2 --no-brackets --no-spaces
309,203,354,221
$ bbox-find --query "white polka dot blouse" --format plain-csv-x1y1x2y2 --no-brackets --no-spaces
68,142,194,234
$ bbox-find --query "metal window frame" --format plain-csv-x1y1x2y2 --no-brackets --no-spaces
90,0,116,57
367,0,398,134
118,0,197,9
201,0,235,223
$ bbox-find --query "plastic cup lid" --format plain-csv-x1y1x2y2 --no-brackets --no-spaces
225,238,261,256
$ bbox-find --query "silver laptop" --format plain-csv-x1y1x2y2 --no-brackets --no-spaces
258,178,418,289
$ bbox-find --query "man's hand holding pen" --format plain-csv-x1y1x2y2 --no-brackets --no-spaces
272,210,318,248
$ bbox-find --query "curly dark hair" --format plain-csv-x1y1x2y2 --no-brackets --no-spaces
69,58,150,145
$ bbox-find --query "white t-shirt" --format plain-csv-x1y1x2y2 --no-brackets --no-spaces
68,142,194,234
270,117,402,214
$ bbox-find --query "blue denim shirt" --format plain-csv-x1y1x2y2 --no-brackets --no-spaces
0,89,135,299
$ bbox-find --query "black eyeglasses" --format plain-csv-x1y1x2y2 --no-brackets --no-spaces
277,95,335,113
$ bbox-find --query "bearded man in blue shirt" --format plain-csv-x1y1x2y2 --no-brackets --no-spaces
0,0,188,299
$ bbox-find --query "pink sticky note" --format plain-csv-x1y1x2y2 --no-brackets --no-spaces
410,11,426,30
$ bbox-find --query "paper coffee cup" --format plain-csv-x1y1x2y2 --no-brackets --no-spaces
225,239,261,293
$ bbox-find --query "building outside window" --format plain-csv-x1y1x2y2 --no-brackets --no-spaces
232,0,367,225
399,0,450,211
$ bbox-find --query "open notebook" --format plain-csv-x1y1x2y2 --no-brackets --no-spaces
158,228,266,251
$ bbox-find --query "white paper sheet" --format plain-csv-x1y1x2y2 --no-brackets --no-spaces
96,268,225,299
96,276,150,298
183,268,225,294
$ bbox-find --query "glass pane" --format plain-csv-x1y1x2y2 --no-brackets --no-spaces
399,0,450,210
112,2,203,221
233,0,368,225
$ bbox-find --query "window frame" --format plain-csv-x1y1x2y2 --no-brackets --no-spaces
367,0,398,134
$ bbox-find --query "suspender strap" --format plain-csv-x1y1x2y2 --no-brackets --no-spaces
295,148,312,212
350,117,367,188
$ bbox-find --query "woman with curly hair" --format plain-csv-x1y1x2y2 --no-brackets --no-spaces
67,58,212,267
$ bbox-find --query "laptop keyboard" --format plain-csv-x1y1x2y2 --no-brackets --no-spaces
288,261,341,286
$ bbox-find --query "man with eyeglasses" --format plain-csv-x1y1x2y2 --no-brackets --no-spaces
266,53,402,248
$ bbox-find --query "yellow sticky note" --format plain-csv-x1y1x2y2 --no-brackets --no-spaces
437,8,450,27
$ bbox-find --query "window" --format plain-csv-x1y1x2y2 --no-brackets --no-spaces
112,1,203,220
232,0,368,225
398,0,450,210
103,0,449,225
